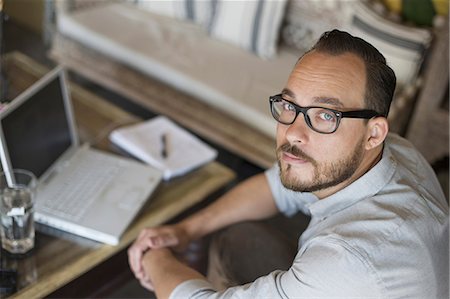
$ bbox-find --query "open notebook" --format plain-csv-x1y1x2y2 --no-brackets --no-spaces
109,116,218,180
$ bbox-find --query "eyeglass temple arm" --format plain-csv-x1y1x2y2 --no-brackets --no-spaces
341,110,381,119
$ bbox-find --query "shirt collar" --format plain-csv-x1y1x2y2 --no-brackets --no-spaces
308,144,397,220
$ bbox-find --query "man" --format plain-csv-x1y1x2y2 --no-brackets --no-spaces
128,30,449,298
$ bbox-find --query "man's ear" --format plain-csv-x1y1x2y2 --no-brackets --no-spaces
365,117,389,150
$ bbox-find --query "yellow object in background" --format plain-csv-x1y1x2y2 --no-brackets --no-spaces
383,0,403,13
384,0,448,16
432,0,449,15
383,0,448,25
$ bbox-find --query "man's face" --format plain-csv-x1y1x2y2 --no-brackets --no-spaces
277,51,370,198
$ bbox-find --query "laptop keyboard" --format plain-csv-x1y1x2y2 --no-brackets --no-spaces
39,153,126,221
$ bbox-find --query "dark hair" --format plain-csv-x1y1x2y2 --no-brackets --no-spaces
304,29,396,117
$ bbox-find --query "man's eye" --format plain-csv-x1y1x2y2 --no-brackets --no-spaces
283,102,295,111
319,112,336,122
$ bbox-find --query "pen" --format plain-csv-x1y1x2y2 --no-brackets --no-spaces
161,133,169,159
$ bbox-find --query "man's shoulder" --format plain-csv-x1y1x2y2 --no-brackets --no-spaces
384,132,447,211
304,186,446,260
385,133,422,163
298,224,448,298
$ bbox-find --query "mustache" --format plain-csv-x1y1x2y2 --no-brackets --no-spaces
277,143,315,163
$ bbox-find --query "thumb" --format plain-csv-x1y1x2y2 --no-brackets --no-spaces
148,233,179,248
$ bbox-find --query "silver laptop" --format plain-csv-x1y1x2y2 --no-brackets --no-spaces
0,67,162,245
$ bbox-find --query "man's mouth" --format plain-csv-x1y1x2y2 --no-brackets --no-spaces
282,151,309,164
277,143,314,166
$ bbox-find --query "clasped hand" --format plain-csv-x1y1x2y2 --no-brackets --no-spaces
128,224,190,290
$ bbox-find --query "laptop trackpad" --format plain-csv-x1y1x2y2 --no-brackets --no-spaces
81,186,147,235
118,189,144,211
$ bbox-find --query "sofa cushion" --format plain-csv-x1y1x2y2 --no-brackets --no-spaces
208,0,288,59
57,2,299,137
281,0,351,53
347,2,432,87
280,1,431,88
133,0,211,27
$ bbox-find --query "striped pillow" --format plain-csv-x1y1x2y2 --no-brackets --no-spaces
208,0,288,59
348,3,432,87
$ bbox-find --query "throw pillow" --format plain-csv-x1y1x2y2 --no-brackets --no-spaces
348,2,432,87
208,0,288,59
281,0,353,53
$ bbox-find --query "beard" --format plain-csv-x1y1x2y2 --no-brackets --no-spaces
277,138,365,193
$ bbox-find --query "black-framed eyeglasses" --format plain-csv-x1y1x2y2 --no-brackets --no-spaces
269,94,381,134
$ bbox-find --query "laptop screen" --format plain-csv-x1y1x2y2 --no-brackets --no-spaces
1,74,72,178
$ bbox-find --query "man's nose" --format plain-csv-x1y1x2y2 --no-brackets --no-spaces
283,112,310,145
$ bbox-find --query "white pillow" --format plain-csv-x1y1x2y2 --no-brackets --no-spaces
134,0,212,26
347,3,432,87
281,0,352,53
208,0,288,59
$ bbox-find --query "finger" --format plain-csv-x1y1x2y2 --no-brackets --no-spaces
139,278,155,291
129,234,162,277
130,230,152,264
128,242,142,273
147,233,179,248
129,229,179,278
128,241,148,277
136,228,152,242
128,252,142,279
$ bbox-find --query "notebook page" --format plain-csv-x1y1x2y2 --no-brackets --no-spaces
109,116,217,180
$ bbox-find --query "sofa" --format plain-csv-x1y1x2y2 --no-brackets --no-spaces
48,0,448,169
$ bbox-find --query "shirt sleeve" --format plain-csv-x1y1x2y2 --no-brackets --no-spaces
265,163,317,217
169,237,385,299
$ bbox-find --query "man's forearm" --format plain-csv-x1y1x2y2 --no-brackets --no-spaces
143,248,206,299
180,172,279,240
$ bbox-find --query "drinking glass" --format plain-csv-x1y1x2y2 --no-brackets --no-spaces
0,169,37,254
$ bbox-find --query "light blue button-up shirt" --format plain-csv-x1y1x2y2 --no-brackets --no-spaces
170,133,449,298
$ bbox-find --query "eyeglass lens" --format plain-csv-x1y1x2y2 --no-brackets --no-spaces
271,98,339,133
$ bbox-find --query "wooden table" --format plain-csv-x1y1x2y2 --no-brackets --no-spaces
1,52,236,298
